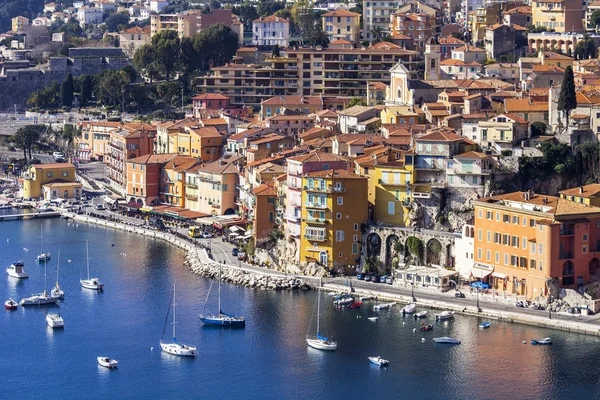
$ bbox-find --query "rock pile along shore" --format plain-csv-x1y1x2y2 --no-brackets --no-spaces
185,252,313,291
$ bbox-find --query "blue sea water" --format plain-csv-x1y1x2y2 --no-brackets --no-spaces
1,217,600,400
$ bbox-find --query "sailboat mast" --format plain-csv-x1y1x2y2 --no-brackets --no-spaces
316,293,320,334
86,240,90,280
44,257,47,296
172,284,176,339
40,225,43,254
56,250,60,286
218,263,221,314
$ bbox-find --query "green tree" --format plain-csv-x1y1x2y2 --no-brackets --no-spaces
406,236,423,264
272,44,280,57
591,9,600,29
292,0,316,43
27,81,61,109
530,122,547,137
371,26,384,41
104,12,130,32
11,125,45,162
155,81,182,115
60,73,74,108
308,29,329,48
557,66,577,127
574,34,596,60
98,70,130,112
347,97,367,108
80,75,93,106
121,65,137,83
193,24,239,71
258,0,285,17
151,30,181,81
60,124,81,158
133,44,159,84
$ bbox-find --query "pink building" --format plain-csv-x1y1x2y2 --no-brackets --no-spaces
192,93,250,119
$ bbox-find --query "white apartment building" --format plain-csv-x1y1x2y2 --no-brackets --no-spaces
149,0,169,13
363,0,403,40
77,7,104,25
252,15,290,47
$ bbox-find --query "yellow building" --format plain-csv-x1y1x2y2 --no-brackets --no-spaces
167,125,223,162
322,10,361,44
558,184,600,207
12,16,29,33
300,169,368,271
380,105,419,124
531,0,583,32
150,13,197,38
160,156,201,207
21,163,82,200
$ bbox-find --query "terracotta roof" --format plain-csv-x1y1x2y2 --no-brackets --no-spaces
369,41,402,50
250,133,285,145
316,109,338,118
559,184,600,199
31,163,75,170
298,126,331,139
576,92,600,104
486,24,508,31
261,95,323,106
513,24,527,31
164,156,200,172
128,154,177,165
542,51,573,61
322,9,360,17
253,182,276,196
120,26,150,34
253,15,288,23
439,35,464,45
554,197,600,217
533,64,564,73
330,39,352,45
192,93,230,101
441,59,466,66
188,126,222,137
303,169,365,179
287,150,347,163
391,34,413,40
340,105,378,117
452,45,486,53
416,131,463,142
504,99,548,113
502,113,529,124
454,151,489,159
268,115,315,121
195,155,243,175
201,118,227,126
369,81,388,90
505,6,531,14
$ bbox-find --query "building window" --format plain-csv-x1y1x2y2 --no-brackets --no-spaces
510,255,518,266
494,233,500,244
269,212,274,222
530,259,536,270
583,245,588,254
477,248,482,259
336,230,344,242
352,243,359,254
478,229,482,240
337,197,343,205
538,243,543,254
496,212,500,221
495,251,499,263
522,217,527,226
336,213,342,219
512,216,519,224
522,237,527,249
388,201,395,215
486,211,492,220
486,250,491,261
530,219,536,227
478,209,482,219
487,231,491,242
583,234,588,242
354,223,358,231
504,253,508,265
353,234,358,242
47,172,53,178
62,171,68,177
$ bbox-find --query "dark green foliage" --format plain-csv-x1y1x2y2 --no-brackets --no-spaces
0,0,43,32
406,236,423,263
60,73,74,108
104,12,130,32
10,124,46,162
530,122,547,137
347,97,367,107
121,65,137,83
557,66,577,126
308,30,329,48
80,75,93,106
272,44,280,57
591,10,600,29
574,34,597,60
257,0,285,17
28,81,61,109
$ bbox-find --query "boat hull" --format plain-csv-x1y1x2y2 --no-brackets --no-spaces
20,296,59,306
433,337,461,344
46,314,64,328
479,322,491,329
160,341,197,356
373,302,396,310
306,337,337,351
531,338,552,345
6,268,28,279
402,303,417,314
97,357,118,368
414,311,428,318
5,301,17,310
199,315,245,326
369,357,389,366
81,279,104,291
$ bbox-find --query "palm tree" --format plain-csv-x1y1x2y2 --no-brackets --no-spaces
371,26,384,41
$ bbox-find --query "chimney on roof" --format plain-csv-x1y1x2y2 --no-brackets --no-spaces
580,186,584,194
543,196,548,205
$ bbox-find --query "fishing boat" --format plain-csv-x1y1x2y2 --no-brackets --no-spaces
348,301,363,309
36,225,51,263
160,284,197,357
46,313,64,328
80,241,104,291
368,356,389,367
306,294,337,351
199,263,245,327
5,299,18,310
479,321,491,329
51,250,64,299
97,357,119,368
414,311,428,318
373,302,396,311
531,338,552,345
435,311,455,320
420,324,433,331
20,258,58,306
367,317,379,321
334,295,354,306
402,303,417,315
433,337,461,344
6,261,28,279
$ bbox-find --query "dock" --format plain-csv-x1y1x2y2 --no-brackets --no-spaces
0,211,61,221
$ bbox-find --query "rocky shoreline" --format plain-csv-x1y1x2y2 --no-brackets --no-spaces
185,251,313,291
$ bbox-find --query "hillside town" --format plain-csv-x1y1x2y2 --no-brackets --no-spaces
3,0,600,315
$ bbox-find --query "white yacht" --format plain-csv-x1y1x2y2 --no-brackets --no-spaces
160,284,197,357
435,311,455,320
36,225,51,263
306,293,337,351
6,261,28,279
46,313,64,329
402,303,417,314
80,241,103,291
97,357,119,368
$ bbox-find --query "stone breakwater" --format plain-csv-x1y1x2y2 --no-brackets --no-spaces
185,251,313,291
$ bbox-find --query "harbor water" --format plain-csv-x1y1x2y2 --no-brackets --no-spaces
1,216,600,400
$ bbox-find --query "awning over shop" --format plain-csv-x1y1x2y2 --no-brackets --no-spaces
470,267,493,279
144,205,208,220
492,272,508,279
139,207,152,212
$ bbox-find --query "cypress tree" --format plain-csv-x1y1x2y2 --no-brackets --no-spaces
80,75,92,107
557,66,577,128
60,73,74,108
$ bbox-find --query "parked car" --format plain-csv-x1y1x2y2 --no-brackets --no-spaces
95,204,105,210
373,275,381,283
356,273,365,280
237,251,246,261
53,152,64,159
201,232,213,239
232,248,239,257
379,275,388,283
364,274,374,282
470,281,490,290
385,276,393,285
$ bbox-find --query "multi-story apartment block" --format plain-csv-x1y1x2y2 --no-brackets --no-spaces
300,169,368,271
12,16,29,33
473,187,600,300
252,15,290,47
119,26,151,56
531,0,584,32
167,125,224,162
251,182,278,243
587,1,600,30
363,0,403,40
105,124,156,196
285,151,349,254
322,10,361,43
77,7,103,25
503,5,532,27
151,10,242,43
126,154,177,206
197,42,417,106
389,13,437,49
78,121,121,161
260,95,324,120
474,114,529,147
161,156,201,207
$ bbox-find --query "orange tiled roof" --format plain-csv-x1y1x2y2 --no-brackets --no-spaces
253,15,288,23
322,10,360,17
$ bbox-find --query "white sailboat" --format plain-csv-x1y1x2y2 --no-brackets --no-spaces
51,250,64,299
160,284,197,357
36,225,51,263
306,293,337,351
80,241,103,291
20,258,58,306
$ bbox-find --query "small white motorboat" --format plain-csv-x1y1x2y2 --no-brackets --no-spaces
433,337,461,344
5,298,18,310
435,311,455,320
479,321,491,329
6,261,28,279
373,302,396,311
402,303,417,314
367,317,379,321
531,338,552,345
369,356,389,367
46,313,64,329
97,357,119,368
36,252,51,263
414,311,428,318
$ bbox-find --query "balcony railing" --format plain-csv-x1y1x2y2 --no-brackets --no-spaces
304,235,326,241
303,185,346,193
305,202,328,209
304,217,327,224
185,194,197,200
378,179,408,186
186,182,198,189
559,252,574,260
559,228,575,236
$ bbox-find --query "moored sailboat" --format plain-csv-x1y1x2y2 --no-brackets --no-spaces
306,293,337,351
160,284,197,357
80,241,103,291
199,263,245,327
51,250,64,299
36,225,51,263
20,258,58,306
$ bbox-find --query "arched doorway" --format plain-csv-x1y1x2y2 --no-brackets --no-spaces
224,208,235,215
385,234,400,269
589,258,600,278
136,198,144,206
130,197,136,204
365,233,382,259
426,238,442,265
562,261,575,286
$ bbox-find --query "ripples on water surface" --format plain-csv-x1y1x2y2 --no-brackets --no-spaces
0,218,599,400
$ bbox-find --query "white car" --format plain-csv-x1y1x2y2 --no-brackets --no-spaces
53,152,65,160
95,204,105,210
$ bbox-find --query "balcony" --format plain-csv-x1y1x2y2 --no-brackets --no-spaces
304,217,327,225
559,252,574,260
559,228,575,236
185,182,198,189
304,234,326,241
185,194,197,200
305,202,328,209
378,179,408,187
303,185,346,193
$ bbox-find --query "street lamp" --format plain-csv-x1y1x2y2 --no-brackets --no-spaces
476,286,481,312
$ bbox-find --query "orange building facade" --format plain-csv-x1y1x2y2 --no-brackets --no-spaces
473,190,600,300
252,182,278,243
126,154,177,206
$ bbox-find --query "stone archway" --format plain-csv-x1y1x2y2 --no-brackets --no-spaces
589,258,600,279
224,208,235,215
136,198,144,206
366,232,382,259
426,238,442,265
130,197,136,204
385,234,400,269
